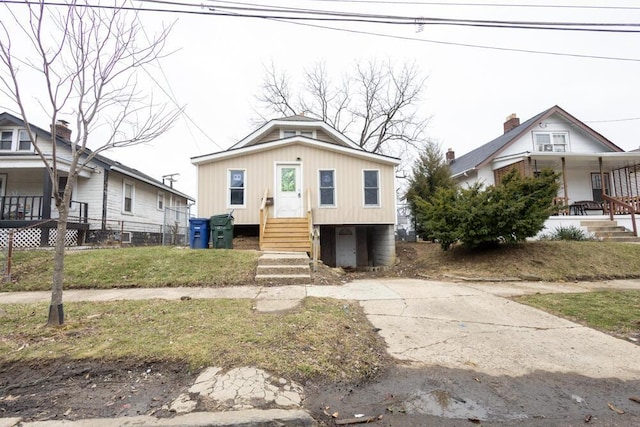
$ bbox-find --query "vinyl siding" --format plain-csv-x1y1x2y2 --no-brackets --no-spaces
196,142,396,225
106,171,188,227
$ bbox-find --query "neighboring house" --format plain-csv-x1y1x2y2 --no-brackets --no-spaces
447,105,640,235
191,115,400,268
0,112,194,248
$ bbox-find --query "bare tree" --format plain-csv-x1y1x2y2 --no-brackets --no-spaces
0,0,178,326
255,59,429,158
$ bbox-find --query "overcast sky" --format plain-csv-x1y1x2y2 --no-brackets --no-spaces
2,0,639,211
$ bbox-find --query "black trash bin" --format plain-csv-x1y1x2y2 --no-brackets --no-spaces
189,218,210,249
210,213,234,249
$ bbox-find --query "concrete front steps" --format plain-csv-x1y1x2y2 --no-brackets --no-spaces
581,219,640,242
255,252,311,285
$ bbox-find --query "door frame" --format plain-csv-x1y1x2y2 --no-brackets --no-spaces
274,162,303,218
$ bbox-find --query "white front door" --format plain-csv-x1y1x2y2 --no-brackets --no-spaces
336,227,356,267
275,163,302,217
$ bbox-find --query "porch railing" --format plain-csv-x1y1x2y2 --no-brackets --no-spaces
0,195,42,220
0,195,88,223
259,188,270,249
602,194,637,236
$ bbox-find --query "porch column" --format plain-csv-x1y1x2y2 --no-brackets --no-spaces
526,157,532,177
40,169,52,246
599,157,605,198
561,157,568,203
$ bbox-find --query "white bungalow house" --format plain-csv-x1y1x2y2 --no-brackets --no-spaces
191,115,400,268
447,105,640,237
0,112,194,247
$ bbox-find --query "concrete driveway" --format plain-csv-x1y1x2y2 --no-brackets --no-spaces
308,278,640,380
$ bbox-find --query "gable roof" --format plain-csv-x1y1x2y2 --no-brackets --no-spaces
0,112,193,201
229,115,362,151
192,135,400,166
449,105,623,178
194,115,400,166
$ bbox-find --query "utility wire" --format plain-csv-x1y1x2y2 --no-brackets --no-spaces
300,0,640,11
2,0,640,61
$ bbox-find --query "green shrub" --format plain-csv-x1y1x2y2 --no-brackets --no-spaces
544,225,592,241
416,168,561,250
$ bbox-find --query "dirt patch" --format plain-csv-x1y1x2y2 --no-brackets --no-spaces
304,365,640,426
0,359,196,422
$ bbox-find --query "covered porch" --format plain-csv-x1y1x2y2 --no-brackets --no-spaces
0,167,90,247
494,152,640,237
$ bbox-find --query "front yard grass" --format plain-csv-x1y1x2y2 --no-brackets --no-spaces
3,246,260,291
0,297,387,384
516,290,640,338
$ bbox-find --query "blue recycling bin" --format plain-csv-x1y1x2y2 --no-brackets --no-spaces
189,218,210,249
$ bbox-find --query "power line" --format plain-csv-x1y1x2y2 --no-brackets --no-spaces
300,0,640,11
266,17,640,62
2,0,640,61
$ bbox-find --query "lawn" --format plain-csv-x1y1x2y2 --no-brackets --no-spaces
0,297,388,383
516,290,640,339
3,246,260,291
2,241,640,384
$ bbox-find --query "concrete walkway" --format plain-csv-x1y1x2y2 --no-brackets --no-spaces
2,278,640,426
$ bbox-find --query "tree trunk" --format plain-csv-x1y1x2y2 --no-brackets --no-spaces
47,208,69,326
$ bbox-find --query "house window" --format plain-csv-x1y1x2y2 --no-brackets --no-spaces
229,169,245,206
0,131,12,150
363,170,379,206
281,129,315,138
319,170,335,206
534,132,568,152
18,130,31,151
123,181,134,214
0,129,33,151
157,192,165,210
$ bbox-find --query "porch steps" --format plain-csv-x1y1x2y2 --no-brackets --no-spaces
255,252,311,285
261,217,311,253
581,220,640,242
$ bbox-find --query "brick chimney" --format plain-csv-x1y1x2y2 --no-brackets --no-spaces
503,113,520,134
445,148,455,164
52,120,72,141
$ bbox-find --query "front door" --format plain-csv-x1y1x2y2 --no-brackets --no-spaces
591,173,610,202
275,163,302,217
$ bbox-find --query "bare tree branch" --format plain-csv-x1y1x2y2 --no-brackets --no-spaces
0,0,177,326
254,58,430,158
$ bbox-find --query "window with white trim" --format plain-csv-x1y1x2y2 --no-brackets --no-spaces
363,170,380,206
0,129,33,151
18,130,31,151
157,192,165,210
0,131,12,150
281,129,315,139
123,181,134,214
319,170,335,206
229,169,245,206
534,132,568,152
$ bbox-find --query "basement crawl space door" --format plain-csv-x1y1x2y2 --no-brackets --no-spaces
335,227,357,267
275,163,302,217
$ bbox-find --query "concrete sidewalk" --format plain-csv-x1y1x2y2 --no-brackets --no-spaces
2,278,640,426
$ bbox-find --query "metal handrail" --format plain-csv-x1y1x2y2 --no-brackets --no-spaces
259,188,269,249
603,194,637,236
